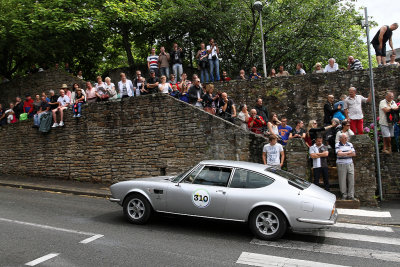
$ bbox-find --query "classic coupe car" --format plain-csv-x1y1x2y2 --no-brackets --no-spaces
110,160,337,240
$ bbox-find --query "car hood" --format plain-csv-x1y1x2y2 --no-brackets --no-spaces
302,184,336,203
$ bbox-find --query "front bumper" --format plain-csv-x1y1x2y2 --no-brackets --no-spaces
296,208,338,225
109,198,121,203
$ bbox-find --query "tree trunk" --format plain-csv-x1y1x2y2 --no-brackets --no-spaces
121,25,135,71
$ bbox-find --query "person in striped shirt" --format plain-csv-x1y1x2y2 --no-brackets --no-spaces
335,134,356,200
147,48,159,76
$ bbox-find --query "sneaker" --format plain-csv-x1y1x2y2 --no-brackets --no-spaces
59,121,64,127
52,123,58,128
73,115,77,118
378,64,383,68
341,195,347,200
77,114,81,118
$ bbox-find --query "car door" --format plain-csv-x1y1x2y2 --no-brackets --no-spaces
224,168,275,221
166,165,231,219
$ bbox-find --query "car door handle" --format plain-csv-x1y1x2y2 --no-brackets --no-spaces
216,190,226,194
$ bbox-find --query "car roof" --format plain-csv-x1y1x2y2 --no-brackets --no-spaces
199,160,268,173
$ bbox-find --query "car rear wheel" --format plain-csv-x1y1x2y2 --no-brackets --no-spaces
123,194,152,224
249,207,287,240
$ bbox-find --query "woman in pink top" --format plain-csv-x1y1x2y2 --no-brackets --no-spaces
85,81,97,103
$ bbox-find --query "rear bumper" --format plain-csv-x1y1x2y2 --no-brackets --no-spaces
109,198,121,203
296,208,338,225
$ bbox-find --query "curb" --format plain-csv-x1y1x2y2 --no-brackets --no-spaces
0,181,111,198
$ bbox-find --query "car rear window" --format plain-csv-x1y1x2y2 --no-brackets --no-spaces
265,168,311,190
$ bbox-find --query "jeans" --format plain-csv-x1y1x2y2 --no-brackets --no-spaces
34,112,48,126
73,102,83,115
200,68,209,83
208,58,220,82
173,64,183,81
160,67,170,78
313,167,329,191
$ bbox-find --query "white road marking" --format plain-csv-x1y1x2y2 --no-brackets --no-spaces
251,239,400,263
79,234,104,244
0,217,104,244
237,252,350,267
315,231,400,246
25,253,59,266
337,208,391,217
0,217,95,236
333,222,394,232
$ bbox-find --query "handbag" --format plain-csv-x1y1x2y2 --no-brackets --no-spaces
19,113,28,121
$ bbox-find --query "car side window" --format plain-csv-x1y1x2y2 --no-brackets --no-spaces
230,168,274,189
191,166,232,187
182,165,203,183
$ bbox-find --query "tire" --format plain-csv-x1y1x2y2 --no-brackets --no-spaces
249,207,287,241
123,194,152,224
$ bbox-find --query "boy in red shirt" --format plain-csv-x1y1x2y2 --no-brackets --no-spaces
23,94,34,118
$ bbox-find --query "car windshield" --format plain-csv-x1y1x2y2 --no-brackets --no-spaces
265,167,311,190
170,166,196,183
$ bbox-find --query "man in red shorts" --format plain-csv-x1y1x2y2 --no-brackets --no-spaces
343,87,371,135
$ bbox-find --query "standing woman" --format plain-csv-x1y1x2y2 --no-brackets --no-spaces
266,112,281,138
207,38,220,82
196,42,209,83
202,84,217,114
104,77,117,100
118,72,134,99
158,75,172,94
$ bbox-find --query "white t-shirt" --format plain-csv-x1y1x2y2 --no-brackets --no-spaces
206,45,218,59
379,99,397,126
57,95,70,106
263,143,283,165
343,95,368,120
237,111,248,130
324,63,338,72
158,83,171,94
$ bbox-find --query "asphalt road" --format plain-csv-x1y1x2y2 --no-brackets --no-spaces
1,186,399,267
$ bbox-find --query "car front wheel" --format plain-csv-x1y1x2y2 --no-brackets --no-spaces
249,207,287,240
123,194,152,224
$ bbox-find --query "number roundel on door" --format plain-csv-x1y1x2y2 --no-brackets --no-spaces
192,189,211,208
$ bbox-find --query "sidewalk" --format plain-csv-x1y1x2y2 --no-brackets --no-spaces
0,175,110,198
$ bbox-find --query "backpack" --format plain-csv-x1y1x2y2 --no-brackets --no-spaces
19,113,28,121
39,112,52,133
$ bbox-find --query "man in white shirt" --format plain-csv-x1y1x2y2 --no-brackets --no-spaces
324,58,338,73
262,135,284,169
309,136,329,191
379,91,399,154
335,134,356,200
207,38,220,82
52,89,70,127
118,73,134,99
343,87,371,135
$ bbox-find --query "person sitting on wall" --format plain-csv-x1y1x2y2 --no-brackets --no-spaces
249,66,262,80
289,120,306,140
262,135,284,169
95,76,109,101
51,89,70,128
85,81,97,103
248,108,266,134
236,69,248,80
4,103,17,124
23,94,34,118
188,78,203,107
324,58,339,73
313,63,324,74
33,95,50,128
347,56,363,70
14,97,24,120
221,70,231,82
295,63,306,75
73,88,85,118
276,65,290,77
170,85,180,99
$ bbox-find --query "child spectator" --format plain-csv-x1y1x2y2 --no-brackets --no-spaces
73,88,85,118
23,94,34,118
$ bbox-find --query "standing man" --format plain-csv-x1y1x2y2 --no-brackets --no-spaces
335,134,356,200
158,46,170,78
343,87,371,135
147,48,159,76
262,135,284,169
278,117,292,146
371,23,398,66
310,136,330,191
379,91,399,154
324,94,339,126
207,38,220,82
170,43,184,81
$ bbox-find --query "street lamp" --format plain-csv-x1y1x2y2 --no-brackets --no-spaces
362,7,383,200
253,1,267,78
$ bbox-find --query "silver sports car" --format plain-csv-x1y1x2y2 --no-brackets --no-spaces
110,160,337,240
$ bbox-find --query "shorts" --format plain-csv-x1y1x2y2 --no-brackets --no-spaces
381,125,394,137
373,43,386,57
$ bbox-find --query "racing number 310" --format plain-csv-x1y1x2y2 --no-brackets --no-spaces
194,194,208,202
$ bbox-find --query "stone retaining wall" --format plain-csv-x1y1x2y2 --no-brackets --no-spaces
0,94,267,184
381,153,400,199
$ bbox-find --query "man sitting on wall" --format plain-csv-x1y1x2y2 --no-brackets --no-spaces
52,89,70,128
33,95,50,128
